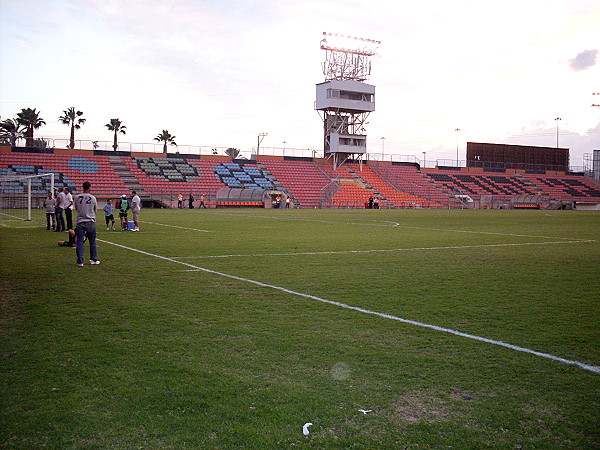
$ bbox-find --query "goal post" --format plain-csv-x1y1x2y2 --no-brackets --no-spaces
0,172,55,222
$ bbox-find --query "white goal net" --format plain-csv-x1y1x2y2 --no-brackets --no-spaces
0,172,55,225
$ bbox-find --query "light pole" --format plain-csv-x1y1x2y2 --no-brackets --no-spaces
380,137,385,157
455,128,460,166
257,132,268,155
554,117,561,148
422,151,426,168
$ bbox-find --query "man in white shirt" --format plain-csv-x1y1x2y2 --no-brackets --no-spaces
64,187,74,230
54,187,66,232
131,190,141,232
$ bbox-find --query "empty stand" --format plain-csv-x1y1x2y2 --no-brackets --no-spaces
423,170,538,202
121,157,228,199
524,174,600,202
257,158,331,208
0,152,126,196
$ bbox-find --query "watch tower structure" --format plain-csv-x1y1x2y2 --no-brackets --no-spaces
316,32,380,169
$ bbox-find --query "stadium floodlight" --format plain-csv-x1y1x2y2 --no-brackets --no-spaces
320,31,380,82
320,32,380,56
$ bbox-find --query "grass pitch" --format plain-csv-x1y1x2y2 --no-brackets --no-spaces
1,208,599,447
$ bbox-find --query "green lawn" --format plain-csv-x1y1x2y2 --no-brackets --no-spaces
1,209,599,448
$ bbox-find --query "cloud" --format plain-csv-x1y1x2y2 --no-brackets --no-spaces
569,49,598,71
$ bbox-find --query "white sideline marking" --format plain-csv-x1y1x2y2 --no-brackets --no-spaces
98,238,600,374
173,240,596,259
141,221,212,232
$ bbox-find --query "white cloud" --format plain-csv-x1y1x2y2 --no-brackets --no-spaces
569,49,598,71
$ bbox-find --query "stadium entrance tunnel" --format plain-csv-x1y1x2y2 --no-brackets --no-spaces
215,188,289,208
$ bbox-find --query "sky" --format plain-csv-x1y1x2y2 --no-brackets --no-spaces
1,0,599,168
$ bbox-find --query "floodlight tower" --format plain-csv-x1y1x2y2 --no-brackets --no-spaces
316,32,380,169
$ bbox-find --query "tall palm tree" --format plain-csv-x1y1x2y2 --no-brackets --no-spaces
58,107,86,149
16,108,45,147
105,118,126,151
0,118,25,147
154,129,177,153
225,147,241,160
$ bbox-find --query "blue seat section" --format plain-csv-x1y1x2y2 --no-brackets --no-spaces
213,163,276,189
133,157,200,182
68,157,100,174
0,165,73,194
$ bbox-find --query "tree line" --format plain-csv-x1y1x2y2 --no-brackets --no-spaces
0,107,177,152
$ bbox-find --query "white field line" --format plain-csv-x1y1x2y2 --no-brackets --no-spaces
207,213,593,241
172,239,596,259
141,221,213,233
98,238,600,375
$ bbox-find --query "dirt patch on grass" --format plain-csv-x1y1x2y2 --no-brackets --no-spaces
393,388,478,425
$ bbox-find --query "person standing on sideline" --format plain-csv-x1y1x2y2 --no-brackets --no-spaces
131,190,141,231
103,199,116,230
44,191,56,230
54,187,66,232
74,181,98,266
177,193,183,209
64,187,74,230
188,192,194,209
285,197,291,208
118,194,129,230
199,194,206,208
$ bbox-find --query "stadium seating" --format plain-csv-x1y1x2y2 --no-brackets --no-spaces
423,169,539,201
0,152,126,196
524,174,600,202
346,163,444,208
122,157,227,198
257,158,331,208
3,147,600,208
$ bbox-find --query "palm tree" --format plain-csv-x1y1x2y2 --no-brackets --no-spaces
0,118,25,147
154,129,177,153
225,147,241,160
105,118,126,151
16,108,45,147
58,107,86,149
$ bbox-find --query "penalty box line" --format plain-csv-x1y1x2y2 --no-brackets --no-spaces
98,238,600,375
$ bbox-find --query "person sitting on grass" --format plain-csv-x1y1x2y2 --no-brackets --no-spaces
57,229,76,247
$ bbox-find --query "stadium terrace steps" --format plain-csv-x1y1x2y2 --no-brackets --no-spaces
346,163,444,208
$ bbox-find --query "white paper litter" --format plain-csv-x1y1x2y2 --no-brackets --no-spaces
302,422,313,435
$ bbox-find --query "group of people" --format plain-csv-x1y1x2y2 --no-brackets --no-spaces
367,196,380,209
43,186,75,232
178,192,206,209
103,191,141,231
51,184,142,266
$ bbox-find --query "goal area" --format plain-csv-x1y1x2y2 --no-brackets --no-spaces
0,172,55,223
